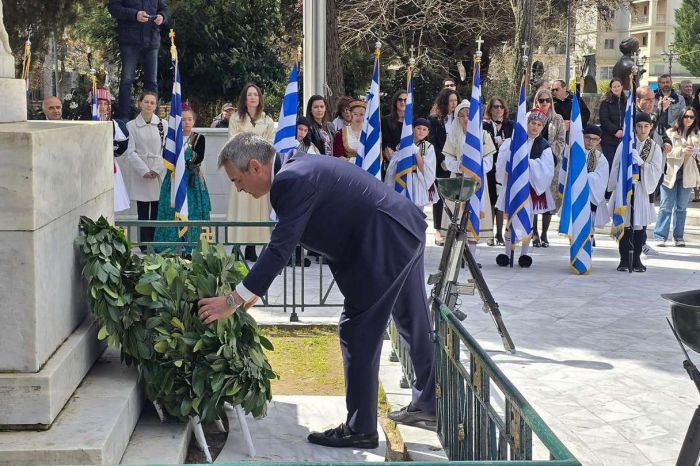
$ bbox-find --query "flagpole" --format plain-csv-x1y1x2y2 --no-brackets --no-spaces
511,43,530,268
21,34,31,97
628,62,637,274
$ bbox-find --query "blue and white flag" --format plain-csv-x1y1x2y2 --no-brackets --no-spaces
273,63,299,157
559,94,592,274
163,61,188,236
91,79,99,121
610,90,637,241
393,76,415,198
461,62,484,240
356,56,382,179
503,76,532,245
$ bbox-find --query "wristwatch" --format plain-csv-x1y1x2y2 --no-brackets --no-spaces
226,292,237,308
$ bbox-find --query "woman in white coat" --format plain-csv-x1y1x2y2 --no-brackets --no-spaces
227,84,276,262
122,91,166,250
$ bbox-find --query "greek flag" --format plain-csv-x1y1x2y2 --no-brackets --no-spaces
163,61,188,237
393,76,415,198
559,94,592,274
355,56,382,179
610,90,637,241
91,83,99,121
503,76,532,245
461,62,484,240
273,63,299,157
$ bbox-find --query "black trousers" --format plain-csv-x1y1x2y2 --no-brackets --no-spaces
137,200,159,247
339,243,436,434
432,200,443,231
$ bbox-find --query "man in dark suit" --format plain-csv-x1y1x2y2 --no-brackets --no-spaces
197,133,436,448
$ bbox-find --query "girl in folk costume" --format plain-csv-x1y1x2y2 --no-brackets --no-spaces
495,108,555,268
531,88,565,247
295,116,320,154
383,118,438,208
227,83,276,262
441,100,497,247
581,125,611,243
91,86,131,212
122,91,167,251
607,112,663,272
654,107,700,247
332,100,365,163
154,105,211,253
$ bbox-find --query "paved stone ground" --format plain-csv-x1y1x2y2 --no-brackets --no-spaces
245,221,699,465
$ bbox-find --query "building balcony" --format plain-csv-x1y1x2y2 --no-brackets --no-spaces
656,13,666,24
631,14,649,25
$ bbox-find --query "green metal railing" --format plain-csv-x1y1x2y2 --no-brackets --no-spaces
430,299,578,464
114,219,343,321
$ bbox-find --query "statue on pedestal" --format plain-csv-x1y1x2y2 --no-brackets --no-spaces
612,38,639,89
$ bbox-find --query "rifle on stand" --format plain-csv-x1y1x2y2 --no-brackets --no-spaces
428,177,516,354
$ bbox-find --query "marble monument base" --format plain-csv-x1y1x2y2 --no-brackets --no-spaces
0,78,27,123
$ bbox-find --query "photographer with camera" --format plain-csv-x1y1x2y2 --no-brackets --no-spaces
108,0,169,120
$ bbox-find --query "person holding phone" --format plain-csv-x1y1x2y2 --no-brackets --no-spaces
108,0,169,120
654,107,700,247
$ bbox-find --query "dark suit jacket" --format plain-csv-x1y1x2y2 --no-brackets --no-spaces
243,153,427,311
108,0,169,49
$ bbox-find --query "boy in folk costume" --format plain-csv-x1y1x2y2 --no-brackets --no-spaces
495,108,555,267
607,113,663,272
582,125,610,244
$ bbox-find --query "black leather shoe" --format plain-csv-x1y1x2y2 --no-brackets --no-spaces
616,264,629,272
307,423,379,449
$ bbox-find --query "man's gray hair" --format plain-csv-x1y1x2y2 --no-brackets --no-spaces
218,132,276,171
681,79,693,86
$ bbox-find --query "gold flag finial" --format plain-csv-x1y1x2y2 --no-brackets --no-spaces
169,29,177,61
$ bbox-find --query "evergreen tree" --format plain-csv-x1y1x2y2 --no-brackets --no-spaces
674,0,700,76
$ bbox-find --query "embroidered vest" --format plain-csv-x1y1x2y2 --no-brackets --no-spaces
529,136,550,160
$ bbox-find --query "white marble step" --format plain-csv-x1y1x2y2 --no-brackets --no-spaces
0,349,142,465
120,407,192,465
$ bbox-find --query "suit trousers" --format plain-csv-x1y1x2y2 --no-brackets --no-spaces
339,242,436,435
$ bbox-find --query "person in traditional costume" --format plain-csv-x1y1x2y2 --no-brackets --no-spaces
495,108,555,268
383,118,438,208
306,95,336,156
227,83,276,262
154,105,211,253
582,125,610,245
607,112,663,272
531,88,565,248
483,97,514,246
122,91,167,252
332,100,365,163
441,100,497,249
295,116,320,154
90,86,131,213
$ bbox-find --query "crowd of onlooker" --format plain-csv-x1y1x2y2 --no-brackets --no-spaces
35,2,698,259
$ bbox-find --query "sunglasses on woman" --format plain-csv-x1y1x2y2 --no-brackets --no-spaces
683,114,696,120
538,98,552,104
492,104,504,109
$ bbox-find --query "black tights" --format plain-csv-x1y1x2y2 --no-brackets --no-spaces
532,212,552,241
493,208,504,241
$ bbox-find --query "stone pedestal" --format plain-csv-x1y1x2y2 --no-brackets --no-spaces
0,120,113,427
0,78,27,123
